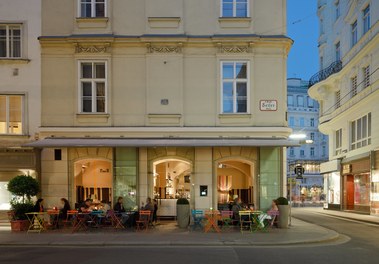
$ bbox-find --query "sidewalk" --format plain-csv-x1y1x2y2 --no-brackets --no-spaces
0,218,339,247
295,207,379,225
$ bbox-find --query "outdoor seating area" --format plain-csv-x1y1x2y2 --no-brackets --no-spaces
190,209,279,234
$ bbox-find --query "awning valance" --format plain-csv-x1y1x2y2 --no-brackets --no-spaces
23,137,299,148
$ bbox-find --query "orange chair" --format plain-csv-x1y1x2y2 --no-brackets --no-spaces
63,210,78,228
106,210,124,229
136,210,151,232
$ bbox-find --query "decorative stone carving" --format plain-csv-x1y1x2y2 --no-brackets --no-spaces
147,43,182,54
75,44,110,53
219,45,250,53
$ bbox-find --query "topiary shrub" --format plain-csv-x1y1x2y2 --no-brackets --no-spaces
276,196,289,205
7,175,40,220
176,198,189,205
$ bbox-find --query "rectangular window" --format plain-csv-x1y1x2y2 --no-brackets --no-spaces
363,65,370,88
363,5,370,34
289,117,295,126
310,147,315,157
300,149,305,157
79,61,107,113
351,75,357,97
335,41,340,61
335,128,342,155
54,149,62,161
351,20,358,46
79,0,106,18
0,24,22,58
287,95,294,106
297,96,304,107
335,90,341,109
307,96,314,108
299,117,305,127
221,0,248,17
310,132,315,141
351,113,371,150
289,147,295,156
221,61,248,113
335,0,340,20
0,95,23,134
310,118,315,127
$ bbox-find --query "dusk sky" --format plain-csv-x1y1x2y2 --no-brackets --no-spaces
287,0,319,81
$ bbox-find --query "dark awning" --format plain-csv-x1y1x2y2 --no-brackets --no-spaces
23,137,299,148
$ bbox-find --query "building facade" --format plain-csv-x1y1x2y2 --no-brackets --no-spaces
287,78,328,204
0,0,41,210
28,0,293,214
309,0,379,214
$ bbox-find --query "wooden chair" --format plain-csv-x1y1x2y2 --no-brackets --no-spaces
63,210,78,228
220,210,234,229
136,210,151,232
239,210,252,233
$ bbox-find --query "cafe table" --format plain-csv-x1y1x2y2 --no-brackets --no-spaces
25,212,46,233
47,209,60,229
204,210,221,233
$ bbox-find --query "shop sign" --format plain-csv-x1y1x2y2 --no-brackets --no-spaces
259,100,277,111
342,164,351,174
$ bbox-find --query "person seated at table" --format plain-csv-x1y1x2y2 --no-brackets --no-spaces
59,198,71,220
248,203,255,211
33,198,44,212
141,197,154,212
79,198,92,213
101,200,111,213
270,199,279,212
231,198,242,222
114,196,130,225
152,199,158,224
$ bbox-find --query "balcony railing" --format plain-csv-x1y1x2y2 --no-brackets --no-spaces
308,60,342,88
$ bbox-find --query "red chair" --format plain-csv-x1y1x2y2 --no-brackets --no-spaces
106,210,124,229
136,210,151,232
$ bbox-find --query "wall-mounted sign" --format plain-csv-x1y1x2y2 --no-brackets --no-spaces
342,164,351,174
260,100,277,111
200,185,208,197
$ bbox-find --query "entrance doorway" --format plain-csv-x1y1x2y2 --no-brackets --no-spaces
153,159,192,217
217,160,255,209
74,159,112,205
345,175,354,210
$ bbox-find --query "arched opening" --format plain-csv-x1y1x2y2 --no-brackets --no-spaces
74,158,112,205
152,158,192,217
217,159,255,209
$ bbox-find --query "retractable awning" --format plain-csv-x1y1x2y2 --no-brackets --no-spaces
23,137,299,148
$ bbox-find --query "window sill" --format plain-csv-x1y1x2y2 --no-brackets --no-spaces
76,17,109,29
76,113,110,118
0,58,30,64
218,17,252,28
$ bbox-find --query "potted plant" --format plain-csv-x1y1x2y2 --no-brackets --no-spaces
7,175,40,231
276,196,289,229
176,198,190,228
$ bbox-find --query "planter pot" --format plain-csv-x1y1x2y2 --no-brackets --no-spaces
278,205,289,229
10,220,29,232
176,204,190,228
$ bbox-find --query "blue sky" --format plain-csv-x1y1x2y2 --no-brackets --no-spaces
287,0,319,80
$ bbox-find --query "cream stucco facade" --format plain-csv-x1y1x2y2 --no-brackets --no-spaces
0,0,41,209
309,0,379,214
30,0,292,213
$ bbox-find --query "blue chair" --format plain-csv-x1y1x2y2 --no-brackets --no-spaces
191,210,204,231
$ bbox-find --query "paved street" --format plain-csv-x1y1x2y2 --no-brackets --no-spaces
0,209,379,264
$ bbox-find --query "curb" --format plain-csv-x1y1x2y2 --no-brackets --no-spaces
312,211,379,226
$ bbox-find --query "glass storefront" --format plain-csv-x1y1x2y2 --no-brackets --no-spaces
354,173,370,206
324,172,341,205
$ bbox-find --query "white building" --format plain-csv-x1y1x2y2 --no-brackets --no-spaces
287,78,328,204
0,0,41,210
309,0,379,214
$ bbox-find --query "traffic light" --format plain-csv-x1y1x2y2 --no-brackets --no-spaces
294,165,304,179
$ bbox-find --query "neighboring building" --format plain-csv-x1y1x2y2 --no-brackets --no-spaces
0,0,41,210
309,0,379,214
287,78,328,204
27,0,293,214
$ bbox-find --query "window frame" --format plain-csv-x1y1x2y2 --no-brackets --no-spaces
220,60,250,114
363,5,370,34
220,0,250,18
335,128,342,155
335,90,341,109
335,41,340,61
310,118,315,127
351,113,371,150
310,147,315,157
0,24,22,58
335,0,340,21
78,60,108,114
351,75,357,97
351,20,358,47
363,65,370,88
77,0,107,18
0,94,24,135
